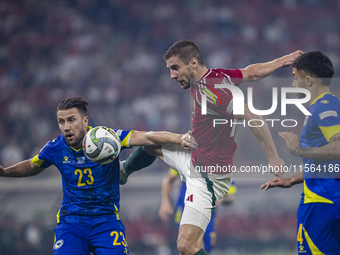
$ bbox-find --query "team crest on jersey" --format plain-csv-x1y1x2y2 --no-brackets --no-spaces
320,100,329,104
54,239,64,250
63,156,71,163
76,157,86,164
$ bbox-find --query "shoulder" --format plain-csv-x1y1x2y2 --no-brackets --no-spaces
43,135,65,150
312,94,340,115
209,68,243,86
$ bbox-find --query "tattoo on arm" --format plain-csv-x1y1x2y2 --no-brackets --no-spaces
331,137,340,142
301,140,340,159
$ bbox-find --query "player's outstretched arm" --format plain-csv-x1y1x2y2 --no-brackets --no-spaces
279,131,340,160
235,104,285,176
158,169,178,222
240,50,303,83
129,130,197,151
260,172,303,190
0,159,45,177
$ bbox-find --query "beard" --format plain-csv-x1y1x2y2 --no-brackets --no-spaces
65,128,86,149
181,71,195,90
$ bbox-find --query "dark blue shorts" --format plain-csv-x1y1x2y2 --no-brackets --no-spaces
53,219,129,255
297,203,340,255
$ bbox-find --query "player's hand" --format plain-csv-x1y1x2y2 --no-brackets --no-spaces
279,132,301,156
260,177,294,190
281,50,304,67
181,130,198,151
158,201,174,222
267,156,285,177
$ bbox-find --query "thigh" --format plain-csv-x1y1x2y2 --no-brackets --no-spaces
162,144,191,182
53,223,90,255
297,203,340,255
183,172,232,221
180,201,210,232
91,220,129,255
178,222,205,249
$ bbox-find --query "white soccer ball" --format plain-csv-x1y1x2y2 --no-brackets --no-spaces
83,126,121,164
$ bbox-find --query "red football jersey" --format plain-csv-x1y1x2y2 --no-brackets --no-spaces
190,68,243,174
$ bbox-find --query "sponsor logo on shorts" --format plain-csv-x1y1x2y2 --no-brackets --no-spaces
186,194,193,202
54,239,64,250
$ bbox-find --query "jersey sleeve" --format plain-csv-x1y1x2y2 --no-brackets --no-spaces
220,69,243,86
113,129,133,149
314,104,340,142
32,140,57,168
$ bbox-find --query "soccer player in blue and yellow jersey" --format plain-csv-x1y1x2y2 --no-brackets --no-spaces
0,96,194,255
261,51,340,254
158,167,237,253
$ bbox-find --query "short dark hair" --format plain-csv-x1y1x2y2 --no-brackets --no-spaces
56,96,89,116
292,51,334,86
163,40,204,66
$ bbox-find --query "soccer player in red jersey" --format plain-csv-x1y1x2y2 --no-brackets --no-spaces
121,40,302,255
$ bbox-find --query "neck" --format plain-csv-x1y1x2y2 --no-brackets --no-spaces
309,86,330,105
195,66,209,82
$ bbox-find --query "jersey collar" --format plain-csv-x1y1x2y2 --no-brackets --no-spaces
310,92,332,106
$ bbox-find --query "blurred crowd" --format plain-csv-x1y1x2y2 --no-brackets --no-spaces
1,0,340,166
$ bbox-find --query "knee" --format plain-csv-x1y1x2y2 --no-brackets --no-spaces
177,238,199,255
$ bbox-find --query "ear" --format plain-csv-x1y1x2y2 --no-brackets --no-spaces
83,116,89,126
305,75,314,88
190,58,199,69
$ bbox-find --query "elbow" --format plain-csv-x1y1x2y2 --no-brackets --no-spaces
244,68,260,81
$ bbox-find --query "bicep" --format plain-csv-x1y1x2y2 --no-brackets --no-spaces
29,159,45,175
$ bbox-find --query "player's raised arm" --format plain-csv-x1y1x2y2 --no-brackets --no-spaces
240,50,303,83
128,130,197,151
235,103,285,176
0,159,45,177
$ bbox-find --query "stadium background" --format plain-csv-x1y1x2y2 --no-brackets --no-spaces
0,0,339,254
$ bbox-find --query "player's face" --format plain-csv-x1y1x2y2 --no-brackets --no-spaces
292,67,308,99
166,56,195,89
57,108,89,149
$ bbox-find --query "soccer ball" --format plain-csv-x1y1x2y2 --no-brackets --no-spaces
83,126,121,164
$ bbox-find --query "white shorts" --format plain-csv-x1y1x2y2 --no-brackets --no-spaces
162,144,233,231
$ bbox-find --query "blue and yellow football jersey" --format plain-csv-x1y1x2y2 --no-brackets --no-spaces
300,92,340,205
32,128,133,224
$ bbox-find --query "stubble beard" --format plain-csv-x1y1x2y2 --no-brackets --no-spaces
65,128,86,149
